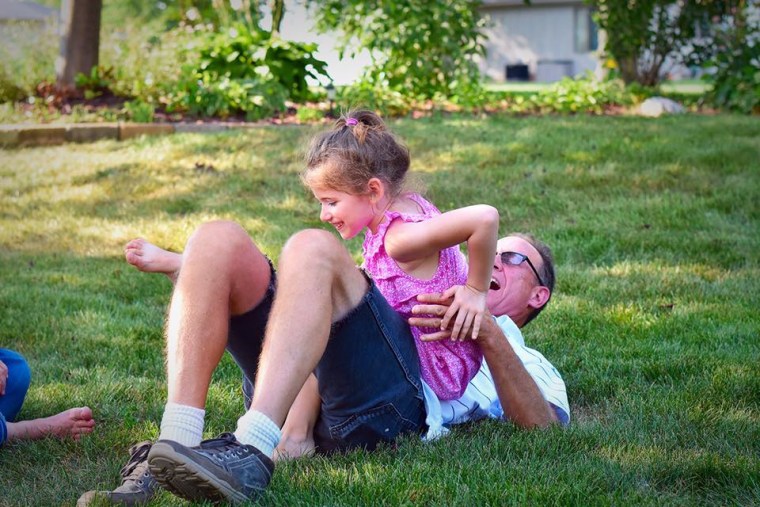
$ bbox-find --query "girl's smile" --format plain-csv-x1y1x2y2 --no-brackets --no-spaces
312,187,378,239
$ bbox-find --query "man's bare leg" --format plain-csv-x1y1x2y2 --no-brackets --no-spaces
145,230,374,503
79,222,273,506
163,221,271,413
125,234,322,460
6,407,95,442
240,229,368,443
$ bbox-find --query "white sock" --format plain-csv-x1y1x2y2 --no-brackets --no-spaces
159,402,205,447
234,410,281,457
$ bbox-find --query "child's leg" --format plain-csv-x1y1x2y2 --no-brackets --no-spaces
0,349,31,421
5,406,95,442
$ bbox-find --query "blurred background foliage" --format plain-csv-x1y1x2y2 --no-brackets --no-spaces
0,0,757,122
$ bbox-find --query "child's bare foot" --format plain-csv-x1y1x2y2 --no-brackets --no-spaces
273,434,316,461
124,238,182,282
6,406,96,442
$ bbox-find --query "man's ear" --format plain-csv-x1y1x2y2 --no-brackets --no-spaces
528,286,551,311
367,177,386,203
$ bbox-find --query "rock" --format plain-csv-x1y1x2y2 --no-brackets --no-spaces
638,97,686,117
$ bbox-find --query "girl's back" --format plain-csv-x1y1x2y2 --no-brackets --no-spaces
363,193,483,400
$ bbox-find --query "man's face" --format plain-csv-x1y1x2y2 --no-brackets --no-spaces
486,236,545,321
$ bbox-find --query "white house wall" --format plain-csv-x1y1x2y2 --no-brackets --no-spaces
480,5,598,82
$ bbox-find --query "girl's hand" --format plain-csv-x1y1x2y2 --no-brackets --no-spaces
440,284,488,341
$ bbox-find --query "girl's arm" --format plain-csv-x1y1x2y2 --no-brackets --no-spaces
385,204,499,339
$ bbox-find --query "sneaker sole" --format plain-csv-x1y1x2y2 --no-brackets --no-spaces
148,441,248,504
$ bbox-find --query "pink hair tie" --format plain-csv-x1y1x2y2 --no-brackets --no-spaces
346,118,358,126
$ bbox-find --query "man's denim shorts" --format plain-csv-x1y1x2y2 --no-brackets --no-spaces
226,264,426,454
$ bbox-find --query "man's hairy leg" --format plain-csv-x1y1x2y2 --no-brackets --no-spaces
250,229,368,428
144,230,368,503
164,221,272,410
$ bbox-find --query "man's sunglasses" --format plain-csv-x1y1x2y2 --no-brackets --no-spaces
498,251,546,287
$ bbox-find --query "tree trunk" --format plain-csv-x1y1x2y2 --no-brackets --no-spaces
618,55,639,85
270,0,284,35
56,0,102,88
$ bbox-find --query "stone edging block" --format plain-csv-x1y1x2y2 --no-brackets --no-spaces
67,124,120,143
119,123,175,140
0,122,259,148
18,125,68,146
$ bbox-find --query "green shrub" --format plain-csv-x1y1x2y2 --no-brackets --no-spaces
0,67,27,103
0,21,57,99
75,66,117,99
703,36,759,114
295,105,325,123
531,74,633,114
123,100,155,123
337,81,414,117
99,23,202,103
159,24,329,119
315,0,486,105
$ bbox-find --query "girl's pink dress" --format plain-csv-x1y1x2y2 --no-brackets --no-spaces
362,193,483,400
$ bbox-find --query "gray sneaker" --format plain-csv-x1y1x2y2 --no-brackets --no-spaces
147,432,274,504
77,441,158,506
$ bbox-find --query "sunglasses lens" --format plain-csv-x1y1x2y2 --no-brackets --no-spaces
500,252,525,266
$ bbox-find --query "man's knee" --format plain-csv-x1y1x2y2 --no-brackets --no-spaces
280,230,367,318
188,221,251,253
281,229,351,271
185,220,271,313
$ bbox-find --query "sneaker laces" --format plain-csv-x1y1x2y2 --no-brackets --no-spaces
119,442,152,483
198,433,247,461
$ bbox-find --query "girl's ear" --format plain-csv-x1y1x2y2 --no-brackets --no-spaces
367,178,386,203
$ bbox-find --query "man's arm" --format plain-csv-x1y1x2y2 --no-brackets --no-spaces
411,293,558,429
476,315,558,428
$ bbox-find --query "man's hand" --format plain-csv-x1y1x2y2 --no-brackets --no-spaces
411,293,558,428
0,359,8,395
411,292,494,343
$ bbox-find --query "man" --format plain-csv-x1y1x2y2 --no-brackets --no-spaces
78,224,568,505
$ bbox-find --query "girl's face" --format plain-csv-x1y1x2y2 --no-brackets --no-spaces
311,185,377,240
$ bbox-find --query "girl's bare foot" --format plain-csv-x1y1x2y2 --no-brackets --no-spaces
124,238,182,282
273,434,316,461
6,406,96,442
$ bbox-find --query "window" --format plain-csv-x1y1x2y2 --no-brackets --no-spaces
574,7,599,53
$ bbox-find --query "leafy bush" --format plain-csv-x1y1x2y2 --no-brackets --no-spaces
75,66,116,99
337,81,414,117
124,100,155,123
531,74,633,114
0,21,57,100
99,22,202,103
295,105,326,123
0,67,27,103
160,24,329,119
588,0,733,86
315,0,486,104
703,33,759,114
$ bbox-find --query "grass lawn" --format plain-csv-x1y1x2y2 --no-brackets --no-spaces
1,114,758,505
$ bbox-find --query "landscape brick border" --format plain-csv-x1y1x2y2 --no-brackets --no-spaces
0,122,244,148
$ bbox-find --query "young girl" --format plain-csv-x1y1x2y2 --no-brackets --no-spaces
302,110,498,401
